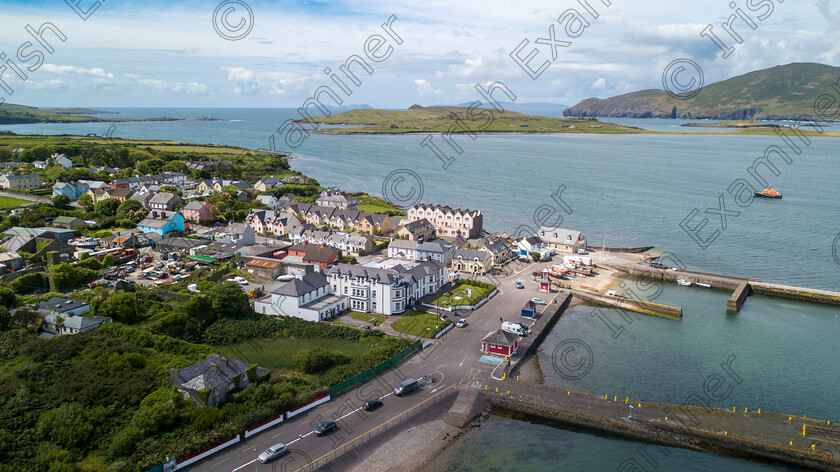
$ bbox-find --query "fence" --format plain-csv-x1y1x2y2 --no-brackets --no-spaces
328,340,423,396
434,324,454,339
173,436,240,470
244,413,284,438
286,394,331,419
301,384,458,470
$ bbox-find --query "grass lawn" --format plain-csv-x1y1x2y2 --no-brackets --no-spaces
346,311,386,325
390,309,451,338
354,194,405,216
0,196,29,209
216,336,374,371
431,283,494,307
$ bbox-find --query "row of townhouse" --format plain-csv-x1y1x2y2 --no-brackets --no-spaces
289,229,375,254
245,209,303,237
110,172,187,190
0,173,42,190
284,203,398,235
406,203,483,238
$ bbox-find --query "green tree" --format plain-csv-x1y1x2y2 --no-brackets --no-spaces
0,306,10,330
77,193,94,212
11,307,42,333
116,199,143,217
0,286,15,308
136,158,165,175
207,281,249,319
530,251,542,262
37,403,94,450
94,198,120,217
100,292,138,323
51,194,70,209
101,254,114,268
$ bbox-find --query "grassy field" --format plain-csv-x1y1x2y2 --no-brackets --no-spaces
431,283,494,307
216,336,376,370
0,195,30,208
346,311,386,325
352,193,406,215
298,106,651,135
390,309,451,338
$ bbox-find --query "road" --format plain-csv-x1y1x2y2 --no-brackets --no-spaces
184,260,542,472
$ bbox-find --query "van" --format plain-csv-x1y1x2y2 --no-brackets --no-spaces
394,378,418,396
501,321,526,336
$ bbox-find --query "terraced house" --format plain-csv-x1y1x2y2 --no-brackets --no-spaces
407,204,483,238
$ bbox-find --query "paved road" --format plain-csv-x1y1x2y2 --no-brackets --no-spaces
185,260,544,472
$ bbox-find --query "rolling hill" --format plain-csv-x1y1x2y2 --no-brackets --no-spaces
564,62,840,120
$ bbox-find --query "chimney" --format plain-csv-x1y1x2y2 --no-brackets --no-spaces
152,211,159,219
209,361,218,373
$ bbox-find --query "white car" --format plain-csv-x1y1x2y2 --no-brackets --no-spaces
258,443,287,463
531,297,547,305
234,276,249,285
456,318,468,328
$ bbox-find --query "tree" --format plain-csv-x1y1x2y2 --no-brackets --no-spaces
11,308,42,333
94,198,120,217
136,158,165,175
77,193,94,212
0,306,10,330
207,281,249,319
37,403,94,450
101,254,114,268
530,251,542,262
0,286,15,308
51,194,70,209
116,199,143,217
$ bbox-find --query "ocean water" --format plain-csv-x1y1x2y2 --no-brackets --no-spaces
4,108,839,471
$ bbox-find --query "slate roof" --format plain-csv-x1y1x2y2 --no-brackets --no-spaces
454,248,489,261
482,329,517,346
37,297,89,314
537,227,584,244
176,354,251,391
273,272,329,297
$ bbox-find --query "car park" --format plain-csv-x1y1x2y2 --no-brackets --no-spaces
314,420,337,436
363,398,383,411
456,318,468,328
258,443,287,463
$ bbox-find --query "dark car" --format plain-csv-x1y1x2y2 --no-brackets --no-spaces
363,398,383,411
314,420,337,436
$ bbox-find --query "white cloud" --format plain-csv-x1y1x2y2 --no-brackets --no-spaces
591,78,607,90
414,79,441,96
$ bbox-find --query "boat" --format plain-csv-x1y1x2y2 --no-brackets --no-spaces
696,282,711,288
677,279,692,286
69,237,98,249
754,187,782,198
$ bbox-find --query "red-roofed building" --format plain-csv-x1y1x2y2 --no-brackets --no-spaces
481,329,518,357
244,257,284,279
284,243,340,269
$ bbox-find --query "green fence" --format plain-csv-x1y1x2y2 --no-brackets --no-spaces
328,340,422,396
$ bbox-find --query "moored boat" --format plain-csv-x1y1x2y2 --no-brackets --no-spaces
696,282,711,288
69,237,98,249
754,187,782,198
677,279,692,286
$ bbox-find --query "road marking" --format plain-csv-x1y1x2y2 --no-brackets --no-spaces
212,457,231,466
231,458,257,471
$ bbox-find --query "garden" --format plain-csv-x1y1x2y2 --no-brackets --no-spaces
430,279,496,308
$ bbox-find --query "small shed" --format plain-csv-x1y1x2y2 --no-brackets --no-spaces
521,300,538,318
481,329,518,357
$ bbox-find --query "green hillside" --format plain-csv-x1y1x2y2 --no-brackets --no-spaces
564,62,840,120
0,103,175,124
294,105,650,134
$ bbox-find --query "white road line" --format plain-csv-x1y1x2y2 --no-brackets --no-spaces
231,458,257,471
212,457,231,466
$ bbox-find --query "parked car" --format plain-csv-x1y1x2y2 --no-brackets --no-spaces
502,321,527,336
363,398,383,411
258,443,287,463
456,318,468,328
515,280,524,289
234,276,248,285
314,420,337,436
531,297,547,305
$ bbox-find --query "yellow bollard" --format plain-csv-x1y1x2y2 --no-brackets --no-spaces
605,394,608,399
625,397,629,404
803,425,806,437
496,387,498,392
812,445,816,450
733,407,736,412
724,431,728,435
745,407,747,413
665,417,668,421
614,396,617,402
485,385,488,389
516,376,519,381
567,391,570,395
790,441,793,446
507,391,510,395
789,416,792,421
638,403,641,408
758,409,761,414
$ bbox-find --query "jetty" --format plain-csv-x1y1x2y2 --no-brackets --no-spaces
478,380,840,471
604,262,840,313
570,288,683,320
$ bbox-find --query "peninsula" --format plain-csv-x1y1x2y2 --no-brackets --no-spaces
0,103,179,125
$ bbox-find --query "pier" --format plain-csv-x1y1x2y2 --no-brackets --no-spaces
478,380,840,471
727,281,753,312
570,288,683,320
506,291,572,376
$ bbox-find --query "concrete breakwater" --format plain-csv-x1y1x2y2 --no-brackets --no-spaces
479,380,840,471
570,288,683,320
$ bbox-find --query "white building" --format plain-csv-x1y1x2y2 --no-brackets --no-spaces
254,272,347,321
328,261,440,315
315,193,358,210
51,153,73,169
537,227,587,254
388,239,454,266
256,195,281,210
406,203,484,238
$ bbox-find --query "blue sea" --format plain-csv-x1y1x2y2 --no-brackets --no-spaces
5,108,839,471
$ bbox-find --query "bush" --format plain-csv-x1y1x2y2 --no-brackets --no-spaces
37,403,94,450
293,347,351,374
0,286,15,308
11,272,48,294
51,194,70,209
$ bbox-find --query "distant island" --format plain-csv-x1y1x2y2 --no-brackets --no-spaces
564,62,840,121
0,103,179,125
294,105,649,135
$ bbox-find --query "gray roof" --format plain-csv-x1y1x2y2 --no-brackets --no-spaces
176,354,251,391
38,297,89,314
63,315,111,330
149,192,179,204
273,272,329,297
329,263,398,284
417,240,453,252
482,329,517,345
182,200,208,211
454,248,489,261
537,227,583,244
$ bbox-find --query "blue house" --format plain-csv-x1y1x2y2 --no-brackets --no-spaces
136,211,185,236
52,182,89,200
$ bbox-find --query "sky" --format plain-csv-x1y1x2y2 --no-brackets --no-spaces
0,0,838,108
